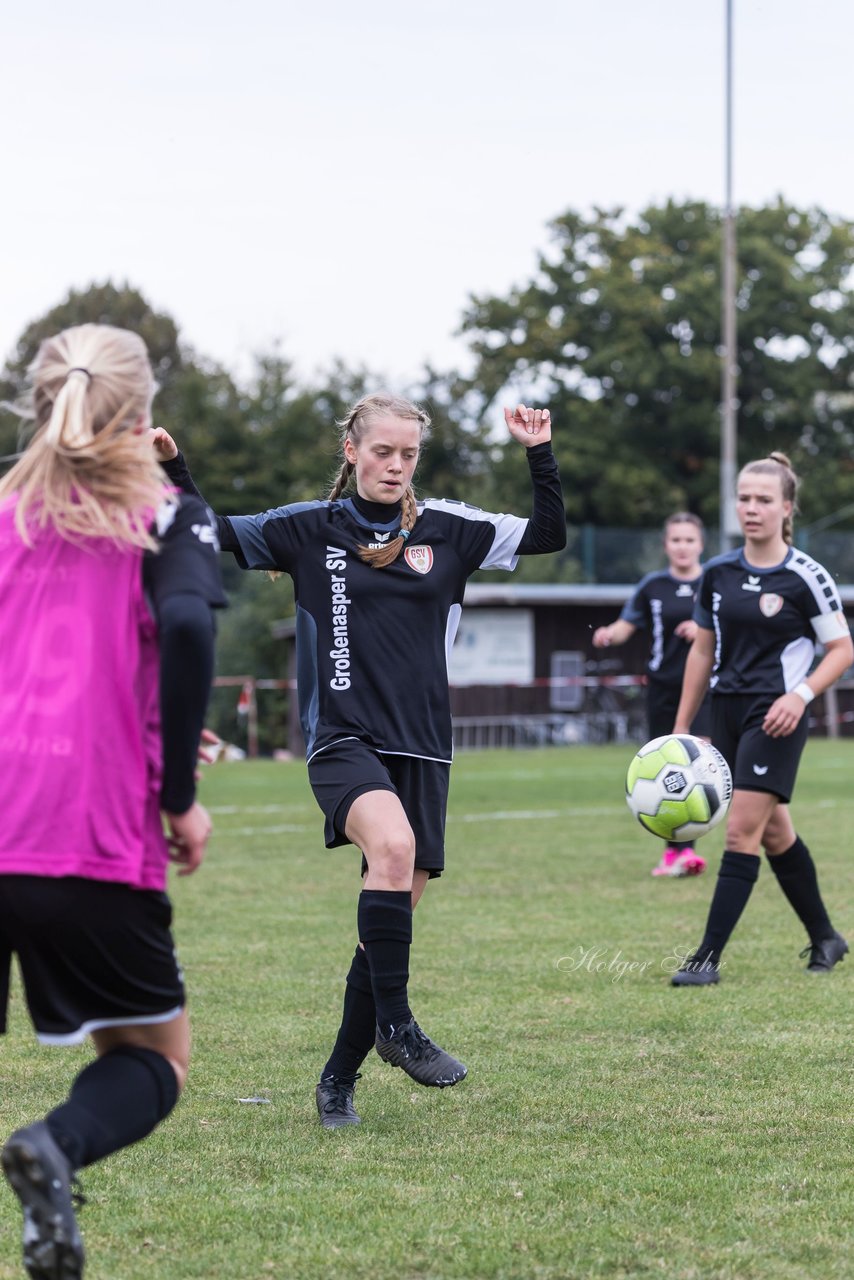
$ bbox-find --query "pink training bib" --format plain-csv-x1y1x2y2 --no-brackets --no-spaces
0,497,169,889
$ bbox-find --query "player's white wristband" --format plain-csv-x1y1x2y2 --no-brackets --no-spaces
793,682,815,705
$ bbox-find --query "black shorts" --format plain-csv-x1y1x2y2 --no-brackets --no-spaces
711,693,810,803
647,682,712,741
0,876,185,1045
307,739,451,878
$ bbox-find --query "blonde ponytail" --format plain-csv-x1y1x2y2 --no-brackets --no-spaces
0,324,167,549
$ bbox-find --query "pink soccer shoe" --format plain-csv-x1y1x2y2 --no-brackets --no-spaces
652,847,707,877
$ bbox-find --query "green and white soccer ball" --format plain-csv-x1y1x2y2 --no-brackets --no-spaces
625,734,733,841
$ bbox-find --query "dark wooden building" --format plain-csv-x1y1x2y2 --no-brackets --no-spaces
273,583,854,754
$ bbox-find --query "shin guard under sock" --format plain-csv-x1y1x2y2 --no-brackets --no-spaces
696,850,760,964
321,945,377,1081
46,1046,179,1171
766,835,833,943
357,889,413,1038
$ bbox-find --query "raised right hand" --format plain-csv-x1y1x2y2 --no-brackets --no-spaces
150,426,179,462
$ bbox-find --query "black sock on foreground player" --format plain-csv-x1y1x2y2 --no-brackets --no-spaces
321,945,376,1082
687,850,761,969
357,889,413,1038
766,835,833,942
45,1046,179,1170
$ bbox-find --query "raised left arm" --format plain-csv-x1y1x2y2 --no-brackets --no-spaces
504,405,566,555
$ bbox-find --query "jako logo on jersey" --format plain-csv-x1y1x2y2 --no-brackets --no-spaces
759,593,783,617
326,546,352,691
752,764,769,775
191,522,220,552
404,546,433,575
742,575,762,592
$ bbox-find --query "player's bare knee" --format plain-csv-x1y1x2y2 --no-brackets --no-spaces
724,818,763,851
368,831,415,884
166,1054,189,1093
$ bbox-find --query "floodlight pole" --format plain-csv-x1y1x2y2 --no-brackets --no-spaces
720,0,739,552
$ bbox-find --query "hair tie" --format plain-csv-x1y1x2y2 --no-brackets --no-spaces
67,367,92,382
399,528,410,541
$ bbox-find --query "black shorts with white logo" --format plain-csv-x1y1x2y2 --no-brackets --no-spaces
307,738,451,878
711,693,810,803
0,876,185,1045
647,681,712,741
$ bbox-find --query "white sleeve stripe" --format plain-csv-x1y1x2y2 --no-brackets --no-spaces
786,553,842,615
420,499,527,571
811,612,851,644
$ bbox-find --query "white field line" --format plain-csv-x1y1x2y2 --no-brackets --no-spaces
211,804,621,838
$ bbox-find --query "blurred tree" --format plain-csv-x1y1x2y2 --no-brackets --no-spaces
459,199,854,529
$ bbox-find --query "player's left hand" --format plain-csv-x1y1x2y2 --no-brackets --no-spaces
195,728,223,780
762,693,805,738
504,404,552,447
150,426,179,461
675,620,699,643
164,801,212,875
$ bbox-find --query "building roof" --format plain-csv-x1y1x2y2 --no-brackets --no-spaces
272,580,854,639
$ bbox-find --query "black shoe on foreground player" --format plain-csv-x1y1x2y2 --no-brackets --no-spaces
375,1019,467,1087
670,951,721,987
800,931,849,973
315,1074,362,1129
2,1121,85,1280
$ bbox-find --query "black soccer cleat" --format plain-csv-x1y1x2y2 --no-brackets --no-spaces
315,1074,362,1129
375,1019,467,1088
800,931,849,973
1,1121,85,1280
671,952,721,987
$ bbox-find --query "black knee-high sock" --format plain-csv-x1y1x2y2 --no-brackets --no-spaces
45,1046,179,1171
357,889,412,1039
320,946,376,1082
696,851,761,964
766,835,833,943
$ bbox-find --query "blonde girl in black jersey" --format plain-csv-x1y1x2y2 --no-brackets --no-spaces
670,452,852,985
154,393,566,1126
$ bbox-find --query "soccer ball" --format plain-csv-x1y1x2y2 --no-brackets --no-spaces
625,734,733,842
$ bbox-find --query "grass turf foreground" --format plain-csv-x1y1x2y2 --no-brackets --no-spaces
0,743,851,1280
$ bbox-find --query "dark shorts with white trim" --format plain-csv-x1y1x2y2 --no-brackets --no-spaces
307,738,451,878
0,876,185,1045
711,693,810,803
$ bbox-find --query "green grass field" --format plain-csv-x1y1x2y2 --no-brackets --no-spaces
1,743,852,1280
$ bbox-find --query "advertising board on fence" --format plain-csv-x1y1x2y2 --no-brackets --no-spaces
449,608,534,686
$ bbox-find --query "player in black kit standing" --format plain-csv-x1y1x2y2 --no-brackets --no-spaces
594,512,710,877
670,452,852,986
157,395,565,1126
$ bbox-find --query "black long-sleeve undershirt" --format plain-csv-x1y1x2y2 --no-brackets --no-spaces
162,454,241,553
161,441,566,559
514,441,566,555
143,494,224,813
152,593,217,813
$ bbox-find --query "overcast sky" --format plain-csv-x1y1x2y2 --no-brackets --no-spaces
3,0,853,388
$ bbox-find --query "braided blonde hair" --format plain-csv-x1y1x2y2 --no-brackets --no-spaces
329,393,431,568
0,324,167,549
739,452,799,544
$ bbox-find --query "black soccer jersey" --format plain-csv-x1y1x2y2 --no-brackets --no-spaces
229,497,529,763
620,570,702,688
694,547,849,696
